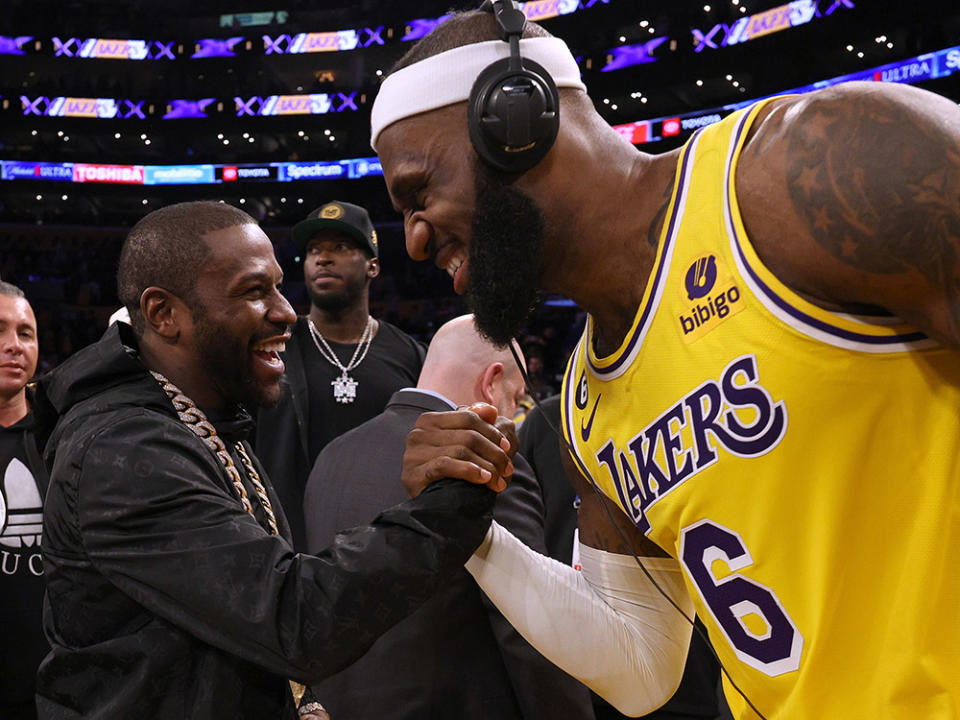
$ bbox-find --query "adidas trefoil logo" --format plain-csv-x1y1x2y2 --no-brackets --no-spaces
0,458,43,548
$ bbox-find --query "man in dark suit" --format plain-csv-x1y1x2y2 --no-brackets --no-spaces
300,314,594,720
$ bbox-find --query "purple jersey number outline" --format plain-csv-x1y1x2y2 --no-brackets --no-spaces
680,519,803,676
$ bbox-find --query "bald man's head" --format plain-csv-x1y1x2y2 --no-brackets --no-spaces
418,315,527,418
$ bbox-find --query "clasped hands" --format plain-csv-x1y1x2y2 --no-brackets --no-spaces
401,402,517,497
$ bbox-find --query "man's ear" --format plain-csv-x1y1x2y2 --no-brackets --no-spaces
479,361,504,408
141,287,189,342
367,257,381,279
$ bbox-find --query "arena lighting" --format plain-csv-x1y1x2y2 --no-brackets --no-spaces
13,1,608,63
8,44,955,186
163,99,216,119
692,0,853,52
192,38,244,58
234,93,358,116
612,42,960,145
0,36,32,55
403,0,605,42
263,28,383,54
52,37,177,60
21,96,147,119
601,37,668,71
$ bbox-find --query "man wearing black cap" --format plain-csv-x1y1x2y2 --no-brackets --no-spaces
255,200,425,550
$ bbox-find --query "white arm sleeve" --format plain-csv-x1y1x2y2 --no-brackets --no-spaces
466,520,695,717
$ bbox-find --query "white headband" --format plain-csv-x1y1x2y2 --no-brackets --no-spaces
370,36,586,151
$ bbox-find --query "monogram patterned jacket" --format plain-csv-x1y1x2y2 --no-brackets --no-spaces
33,323,495,719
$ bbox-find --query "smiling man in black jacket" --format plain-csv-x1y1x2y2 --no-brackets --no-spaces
33,202,514,720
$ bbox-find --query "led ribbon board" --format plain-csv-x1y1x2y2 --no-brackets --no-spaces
692,0,854,52
234,93,358,116
192,38,244,58
614,43,960,145
163,99,217,119
404,0,607,41
1,161,74,181
53,37,177,59
262,28,384,54
0,36,32,55
602,37,668,71
21,96,146,119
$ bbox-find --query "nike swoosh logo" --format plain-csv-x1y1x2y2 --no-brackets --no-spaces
580,393,602,442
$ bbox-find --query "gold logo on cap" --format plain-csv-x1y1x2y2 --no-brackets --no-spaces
371,229,378,248
320,203,343,219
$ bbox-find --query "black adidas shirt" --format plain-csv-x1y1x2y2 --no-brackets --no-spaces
0,410,48,717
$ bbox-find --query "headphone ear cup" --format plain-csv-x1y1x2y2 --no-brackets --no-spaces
468,57,560,174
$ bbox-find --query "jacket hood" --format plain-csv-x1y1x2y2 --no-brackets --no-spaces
34,322,256,460
33,323,171,455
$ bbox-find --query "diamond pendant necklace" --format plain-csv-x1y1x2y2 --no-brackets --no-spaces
307,316,375,404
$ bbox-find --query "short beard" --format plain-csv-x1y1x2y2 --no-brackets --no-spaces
467,163,545,347
191,302,279,409
306,274,369,315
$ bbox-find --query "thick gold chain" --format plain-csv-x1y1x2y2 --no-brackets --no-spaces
150,371,280,536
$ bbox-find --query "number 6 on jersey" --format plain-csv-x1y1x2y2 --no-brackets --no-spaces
680,519,803,676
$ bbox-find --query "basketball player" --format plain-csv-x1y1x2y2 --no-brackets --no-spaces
370,3,960,718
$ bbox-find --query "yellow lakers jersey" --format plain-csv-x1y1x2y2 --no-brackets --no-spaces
561,100,960,719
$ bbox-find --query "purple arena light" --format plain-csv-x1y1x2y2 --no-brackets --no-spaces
824,0,855,13
193,37,244,58
52,37,78,57
335,92,358,111
403,15,452,42
120,100,147,119
21,96,46,115
262,34,288,54
151,41,177,60
360,27,385,47
0,36,32,55
164,99,217,119
602,37,668,71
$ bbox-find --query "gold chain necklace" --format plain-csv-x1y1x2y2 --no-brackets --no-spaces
150,371,280,536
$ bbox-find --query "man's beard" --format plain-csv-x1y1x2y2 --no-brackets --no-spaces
306,274,367,314
467,163,545,347
192,306,281,409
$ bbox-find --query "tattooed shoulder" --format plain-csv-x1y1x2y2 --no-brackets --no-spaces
783,83,960,278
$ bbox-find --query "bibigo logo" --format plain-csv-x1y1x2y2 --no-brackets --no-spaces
678,254,744,342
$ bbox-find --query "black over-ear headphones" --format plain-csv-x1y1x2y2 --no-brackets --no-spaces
468,0,560,174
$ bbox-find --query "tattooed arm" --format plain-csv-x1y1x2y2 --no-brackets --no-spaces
737,81,960,345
